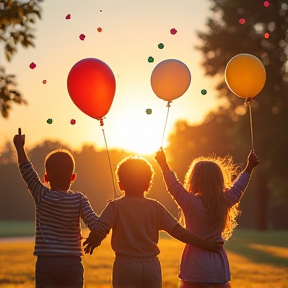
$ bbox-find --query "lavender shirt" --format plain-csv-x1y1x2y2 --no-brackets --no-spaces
162,170,250,282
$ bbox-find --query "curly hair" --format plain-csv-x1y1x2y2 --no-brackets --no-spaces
184,155,241,240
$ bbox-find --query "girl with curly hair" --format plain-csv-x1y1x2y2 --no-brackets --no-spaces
155,149,259,288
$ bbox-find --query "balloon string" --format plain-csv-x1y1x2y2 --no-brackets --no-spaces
246,99,254,151
101,128,118,199
161,101,171,147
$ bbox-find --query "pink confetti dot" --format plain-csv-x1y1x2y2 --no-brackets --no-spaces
170,28,177,35
70,119,76,125
97,27,102,32
79,34,85,40
263,1,270,7
29,62,36,69
65,14,71,19
239,18,245,25
42,80,47,84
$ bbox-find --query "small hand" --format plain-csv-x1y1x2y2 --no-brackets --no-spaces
207,240,224,252
13,128,25,148
155,147,167,166
247,150,259,169
82,234,102,255
83,238,96,255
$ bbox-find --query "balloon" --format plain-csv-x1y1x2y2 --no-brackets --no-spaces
225,53,266,98
67,58,116,119
151,59,191,101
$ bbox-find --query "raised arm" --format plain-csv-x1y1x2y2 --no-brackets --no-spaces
226,150,259,205
13,128,29,165
155,148,192,211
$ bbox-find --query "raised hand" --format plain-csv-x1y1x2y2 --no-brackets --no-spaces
155,148,167,166
13,128,25,149
244,150,259,174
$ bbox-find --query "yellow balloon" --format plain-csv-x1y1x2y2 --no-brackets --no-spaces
151,59,191,101
225,53,266,98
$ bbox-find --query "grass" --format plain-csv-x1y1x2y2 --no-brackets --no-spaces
0,225,287,288
0,221,35,238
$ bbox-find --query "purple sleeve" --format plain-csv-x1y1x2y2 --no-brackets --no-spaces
162,169,193,212
225,172,251,206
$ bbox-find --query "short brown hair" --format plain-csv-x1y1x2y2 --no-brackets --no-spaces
45,149,75,189
115,156,154,196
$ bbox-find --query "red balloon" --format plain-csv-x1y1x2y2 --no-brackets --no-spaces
67,58,116,119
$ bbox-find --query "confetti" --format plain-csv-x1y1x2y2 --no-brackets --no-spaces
29,62,36,69
70,119,76,125
65,14,71,20
47,118,53,124
263,1,270,7
146,109,152,115
170,28,177,35
201,89,207,95
79,34,85,40
42,80,47,84
239,18,245,25
148,56,154,63
158,43,164,49
264,32,270,39
97,27,102,32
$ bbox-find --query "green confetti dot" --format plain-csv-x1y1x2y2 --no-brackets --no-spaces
148,56,154,63
158,43,164,49
146,108,152,115
47,118,53,124
201,89,207,95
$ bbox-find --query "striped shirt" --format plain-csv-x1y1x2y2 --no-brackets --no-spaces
19,162,99,256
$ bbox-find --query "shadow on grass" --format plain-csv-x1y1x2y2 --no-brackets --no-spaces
225,229,288,268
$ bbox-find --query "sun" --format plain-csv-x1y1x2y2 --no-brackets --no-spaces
108,107,171,155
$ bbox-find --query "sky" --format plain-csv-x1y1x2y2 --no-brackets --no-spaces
1,0,224,155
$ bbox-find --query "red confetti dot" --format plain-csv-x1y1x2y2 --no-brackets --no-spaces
170,28,177,35
239,18,245,25
42,80,47,84
263,1,270,7
97,27,102,32
79,34,85,40
264,32,270,38
70,119,76,125
65,14,71,19
29,62,36,69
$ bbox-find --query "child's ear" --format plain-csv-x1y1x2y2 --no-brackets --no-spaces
71,173,77,182
44,173,49,183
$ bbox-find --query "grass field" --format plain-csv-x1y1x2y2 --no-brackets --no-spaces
0,221,287,288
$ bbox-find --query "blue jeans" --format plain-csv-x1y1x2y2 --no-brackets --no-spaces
36,256,84,288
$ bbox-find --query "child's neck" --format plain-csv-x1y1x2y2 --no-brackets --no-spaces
50,185,69,192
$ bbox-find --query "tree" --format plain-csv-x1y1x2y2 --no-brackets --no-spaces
0,0,42,118
195,0,288,229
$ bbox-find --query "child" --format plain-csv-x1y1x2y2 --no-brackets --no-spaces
13,128,100,288
155,148,259,288
83,156,222,288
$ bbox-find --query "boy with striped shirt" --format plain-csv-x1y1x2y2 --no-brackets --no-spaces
13,128,100,288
